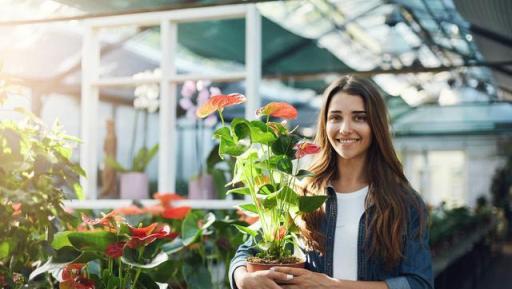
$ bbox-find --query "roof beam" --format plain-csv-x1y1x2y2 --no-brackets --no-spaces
469,24,512,48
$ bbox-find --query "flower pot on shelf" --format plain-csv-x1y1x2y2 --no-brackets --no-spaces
120,172,148,199
188,174,216,199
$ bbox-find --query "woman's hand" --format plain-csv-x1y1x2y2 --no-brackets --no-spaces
270,267,340,289
234,266,294,289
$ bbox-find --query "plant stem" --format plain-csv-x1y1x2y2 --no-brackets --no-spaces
131,268,142,289
218,110,225,127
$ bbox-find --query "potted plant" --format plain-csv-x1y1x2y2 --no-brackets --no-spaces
107,144,159,199
178,80,223,199
197,94,326,271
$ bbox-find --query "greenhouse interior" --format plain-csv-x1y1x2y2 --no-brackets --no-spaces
0,0,511,288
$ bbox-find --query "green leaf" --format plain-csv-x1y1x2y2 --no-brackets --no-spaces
181,211,216,246
232,118,251,140
137,272,160,289
276,157,293,174
249,120,277,144
183,261,212,289
0,241,10,260
298,195,328,213
271,135,292,155
295,169,315,179
226,187,251,195
29,257,70,281
261,196,277,209
67,231,117,252
234,224,258,237
73,183,85,200
51,232,73,249
106,156,128,172
258,184,276,195
122,251,169,269
278,186,299,206
238,203,258,214
161,238,185,255
53,246,81,263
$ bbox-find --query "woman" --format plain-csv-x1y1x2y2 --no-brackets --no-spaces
229,75,433,289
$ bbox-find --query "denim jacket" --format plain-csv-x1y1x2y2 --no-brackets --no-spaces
229,186,434,289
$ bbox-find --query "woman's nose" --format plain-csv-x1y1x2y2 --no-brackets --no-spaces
339,120,352,134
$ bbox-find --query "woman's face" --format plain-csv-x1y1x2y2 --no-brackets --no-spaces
325,92,372,162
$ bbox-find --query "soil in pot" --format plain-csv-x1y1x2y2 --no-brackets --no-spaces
247,256,305,272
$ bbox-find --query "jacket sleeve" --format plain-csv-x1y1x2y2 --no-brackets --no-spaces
385,201,434,289
228,237,258,289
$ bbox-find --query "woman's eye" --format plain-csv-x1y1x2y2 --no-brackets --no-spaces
354,115,367,122
328,115,341,121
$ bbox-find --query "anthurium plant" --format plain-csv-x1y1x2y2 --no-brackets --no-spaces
197,94,326,265
30,203,215,289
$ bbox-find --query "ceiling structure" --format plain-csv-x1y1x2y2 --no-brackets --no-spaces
1,0,511,108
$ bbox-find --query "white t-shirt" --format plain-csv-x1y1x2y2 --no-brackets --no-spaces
332,186,369,280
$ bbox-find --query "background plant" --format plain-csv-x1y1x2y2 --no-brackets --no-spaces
0,108,84,288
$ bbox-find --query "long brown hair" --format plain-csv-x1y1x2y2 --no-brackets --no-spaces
300,75,424,268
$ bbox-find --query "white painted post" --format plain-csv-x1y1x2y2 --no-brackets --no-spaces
245,4,261,202
245,4,261,120
159,20,178,192
80,25,100,199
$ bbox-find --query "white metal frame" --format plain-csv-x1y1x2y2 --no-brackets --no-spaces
74,4,261,209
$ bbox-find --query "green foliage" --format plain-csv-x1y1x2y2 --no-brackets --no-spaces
0,110,83,287
106,143,159,173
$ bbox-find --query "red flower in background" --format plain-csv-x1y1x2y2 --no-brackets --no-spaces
162,206,191,220
11,203,21,216
154,192,185,208
196,93,246,118
295,142,320,159
113,205,145,216
127,223,176,249
256,102,298,120
60,263,95,289
105,242,125,258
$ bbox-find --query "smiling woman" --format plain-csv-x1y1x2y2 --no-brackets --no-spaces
230,75,433,289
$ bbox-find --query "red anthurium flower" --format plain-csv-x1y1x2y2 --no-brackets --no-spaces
162,206,191,220
256,102,298,120
154,192,185,208
62,263,86,281
196,93,246,118
127,223,171,248
295,142,321,159
60,278,95,289
113,205,145,216
105,242,125,258
276,227,287,241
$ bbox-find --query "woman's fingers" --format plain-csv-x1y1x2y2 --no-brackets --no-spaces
266,270,294,282
270,266,307,276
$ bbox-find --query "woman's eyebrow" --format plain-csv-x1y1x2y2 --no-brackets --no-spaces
328,110,367,114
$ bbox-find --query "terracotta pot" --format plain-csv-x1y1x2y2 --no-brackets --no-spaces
247,261,305,272
120,172,148,199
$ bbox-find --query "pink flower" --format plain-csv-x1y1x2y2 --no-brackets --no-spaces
295,142,320,159
256,102,297,120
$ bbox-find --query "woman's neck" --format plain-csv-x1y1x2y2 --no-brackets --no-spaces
333,154,368,193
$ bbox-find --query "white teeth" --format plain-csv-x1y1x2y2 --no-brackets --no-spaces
337,139,359,144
